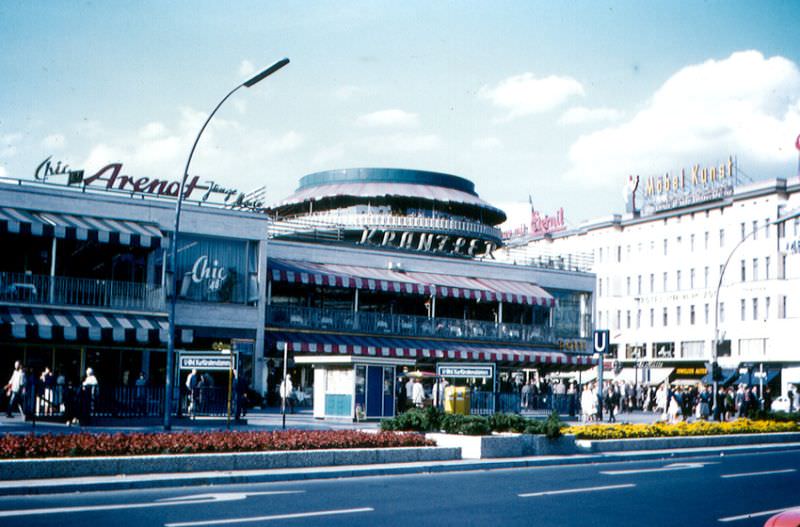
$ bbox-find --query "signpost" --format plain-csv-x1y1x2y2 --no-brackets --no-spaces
593,330,609,420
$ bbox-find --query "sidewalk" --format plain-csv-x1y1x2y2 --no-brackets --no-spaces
0,408,666,435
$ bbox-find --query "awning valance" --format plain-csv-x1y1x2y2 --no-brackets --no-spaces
269,259,555,307
0,207,163,249
267,330,594,367
0,307,192,344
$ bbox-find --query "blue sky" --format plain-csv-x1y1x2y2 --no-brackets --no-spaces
2,1,799,227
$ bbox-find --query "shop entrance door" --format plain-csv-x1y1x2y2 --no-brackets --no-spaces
366,365,384,418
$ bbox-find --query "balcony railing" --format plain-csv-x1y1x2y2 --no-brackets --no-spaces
0,271,165,312
267,304,556,345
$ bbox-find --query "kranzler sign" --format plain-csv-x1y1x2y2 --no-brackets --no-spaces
359,227,496,258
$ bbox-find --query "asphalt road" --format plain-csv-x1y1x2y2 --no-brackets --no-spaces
1,449,798,527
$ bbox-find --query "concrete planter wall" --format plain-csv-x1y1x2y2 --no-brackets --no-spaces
575,431,800,453
0,446,461,481
427,433,576,459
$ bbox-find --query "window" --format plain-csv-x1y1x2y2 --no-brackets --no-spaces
626,276,631,295
704,231,709,249
598,247,603,262
690,305,695,325
765,257,770,280
720,302,725,323
740,299,746,321
780,255,787,279
650,308,655,327
676,270,682,290
752,298,758,320
752,220,757,239
720,228,725,247
637,275,642,295
617,246,622,262
740,260,746,282
598,278,603,297
626,310,631,329
690,234,695,251
663,272,668,292
663,239,668,256
704,303,709,324
676,236,682,247
662,307,668,326
765,218,770,239
690,268,695,289
753,258,759,281
636,309,641,329
741,222,746,240
650,273,655,293
704,266,709,288
615,310,621,330
780,296,787,319
676,306,681,325
598,311,603,327
765,297,770,320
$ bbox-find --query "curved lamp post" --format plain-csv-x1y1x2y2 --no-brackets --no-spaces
711,207,800,417
164,58,290,430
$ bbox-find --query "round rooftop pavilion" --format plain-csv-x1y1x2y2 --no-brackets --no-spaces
273,168,507,226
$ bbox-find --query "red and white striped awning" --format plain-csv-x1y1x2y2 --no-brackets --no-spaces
269,259,555,307
268,331,594,367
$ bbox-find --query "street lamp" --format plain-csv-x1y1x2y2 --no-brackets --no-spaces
711,207,800,417
163,58,290,430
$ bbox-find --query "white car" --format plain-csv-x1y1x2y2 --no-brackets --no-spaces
771,395,792,412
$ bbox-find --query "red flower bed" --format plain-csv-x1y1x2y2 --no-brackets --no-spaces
0,430,434,459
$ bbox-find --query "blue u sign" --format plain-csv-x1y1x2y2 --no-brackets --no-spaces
593,330,610,354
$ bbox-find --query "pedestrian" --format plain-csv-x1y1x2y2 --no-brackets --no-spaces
412,378,425,408
135,372,148,415
40,367,55,415
82,367,99,416
605,384,618,422
405,376,415,411
185,368,199,417
5,361,25,418
580,383,595,423
279,374,294,414
234,371,248,420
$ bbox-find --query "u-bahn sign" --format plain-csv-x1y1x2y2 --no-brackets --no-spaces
437,363,494,379
178,352,237,371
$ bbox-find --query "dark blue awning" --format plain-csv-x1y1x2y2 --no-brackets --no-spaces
701,368,739,385
736,370,779,386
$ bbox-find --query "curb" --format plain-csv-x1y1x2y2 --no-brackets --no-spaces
2,441,799,496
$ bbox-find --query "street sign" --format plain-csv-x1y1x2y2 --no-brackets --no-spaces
437,363,494,378
178,353,236,371
593,330,610,354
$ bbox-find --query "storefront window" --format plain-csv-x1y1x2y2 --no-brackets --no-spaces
173,234,253,304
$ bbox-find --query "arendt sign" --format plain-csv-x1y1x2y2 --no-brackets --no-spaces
34,157,266,212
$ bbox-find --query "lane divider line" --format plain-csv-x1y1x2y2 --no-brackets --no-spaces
164,507,375,526
519,483,636,497
721,469,796,479
719,505,800,523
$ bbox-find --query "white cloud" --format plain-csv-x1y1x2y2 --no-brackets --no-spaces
558,106,622,126
479,73,584,120
239,59,256,79
312,144,346,167
42,134,66,150
0,166,6,178
335,85,368,100
1,133,22,159
139,122,167,139
356,109,419,128
356,133,441,153
473,137,503,150
565,50,800,188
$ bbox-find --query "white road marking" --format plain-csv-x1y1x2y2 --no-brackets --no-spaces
721,468,796,479
718,505,800,522
519,483,635,497
0,491,304,518
601,462,715,475
163,507,375,526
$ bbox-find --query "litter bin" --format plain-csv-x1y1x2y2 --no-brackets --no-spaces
444,386,470,415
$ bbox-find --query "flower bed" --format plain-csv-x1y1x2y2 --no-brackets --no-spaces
0,430,434,459
563,419,799,440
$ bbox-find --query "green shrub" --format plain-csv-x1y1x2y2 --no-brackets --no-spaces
488,413,528,433
380,407,445,432
440,414,491,435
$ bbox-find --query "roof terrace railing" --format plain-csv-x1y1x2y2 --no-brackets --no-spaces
266,304,557,345
0,271,165,312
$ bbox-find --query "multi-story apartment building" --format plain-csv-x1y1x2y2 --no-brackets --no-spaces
499,157,800,396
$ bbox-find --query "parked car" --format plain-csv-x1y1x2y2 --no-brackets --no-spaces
764,507,800,526
771,395,792,413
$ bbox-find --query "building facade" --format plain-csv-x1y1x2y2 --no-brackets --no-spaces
499,160,800,396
